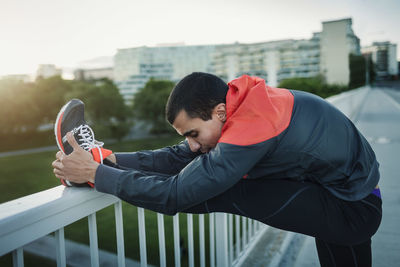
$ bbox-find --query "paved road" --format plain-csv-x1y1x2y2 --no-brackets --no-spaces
0,146,58,158
361,88,400,266
382,87,400,105
294,87,400,266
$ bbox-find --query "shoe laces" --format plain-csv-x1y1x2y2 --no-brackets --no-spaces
62,124,104,163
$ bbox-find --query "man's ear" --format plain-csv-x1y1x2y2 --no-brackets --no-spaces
214,103,226,122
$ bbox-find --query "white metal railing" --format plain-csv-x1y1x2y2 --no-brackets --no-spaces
0,185,266,267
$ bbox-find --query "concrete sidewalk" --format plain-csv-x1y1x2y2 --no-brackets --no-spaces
294,87,400,266
24,235,150,267
0,145,58,158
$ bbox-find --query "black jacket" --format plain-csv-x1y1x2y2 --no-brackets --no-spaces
95,75,379,215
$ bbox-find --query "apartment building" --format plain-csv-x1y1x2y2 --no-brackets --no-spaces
114,18,361,103
114,45,216,103
212,37,321,87
36,64,62,79
319,18,361,85
74,67,114,81
362,41,398,79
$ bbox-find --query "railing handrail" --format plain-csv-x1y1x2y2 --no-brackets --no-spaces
0,185,265,267
0,185,119,256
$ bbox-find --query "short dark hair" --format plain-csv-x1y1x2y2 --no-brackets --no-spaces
166,72,228,124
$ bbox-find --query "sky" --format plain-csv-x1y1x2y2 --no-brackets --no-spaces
0,0,399,77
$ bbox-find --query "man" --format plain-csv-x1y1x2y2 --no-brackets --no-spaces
53,72,382,266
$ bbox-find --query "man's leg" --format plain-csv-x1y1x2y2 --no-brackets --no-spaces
315,238,372,267
184,179,381,267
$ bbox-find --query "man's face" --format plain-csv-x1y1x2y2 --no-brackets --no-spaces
173,104,226,153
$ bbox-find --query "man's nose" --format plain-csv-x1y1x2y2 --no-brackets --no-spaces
187,138,200,152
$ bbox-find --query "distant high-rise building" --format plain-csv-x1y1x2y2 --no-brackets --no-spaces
213,18,360,86
320,18,361,85
362,41,398,79
212,37,321,86
114,18,362,103
74,67,114,81
36,64,62,79
0,74,32,83
73,56,114,81
114,45,216,104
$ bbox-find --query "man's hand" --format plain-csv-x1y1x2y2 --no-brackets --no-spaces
52,132,99,184
106,153,117,164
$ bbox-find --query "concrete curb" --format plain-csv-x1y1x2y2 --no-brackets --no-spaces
0,146,58,158
24,235,154,267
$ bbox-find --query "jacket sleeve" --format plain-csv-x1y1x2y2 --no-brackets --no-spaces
95,140,275,215
114,140,201,175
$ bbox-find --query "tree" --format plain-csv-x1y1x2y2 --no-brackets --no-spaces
349,54,376,89
0,79,39,134
349,54,366,89
34,76,72,124
0,77,132,151
66,79,132,141
0,77,73,150
278,76,323,95
133,79,175,134
278,75,348,98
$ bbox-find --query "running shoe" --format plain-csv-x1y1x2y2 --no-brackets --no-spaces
54,99,112,187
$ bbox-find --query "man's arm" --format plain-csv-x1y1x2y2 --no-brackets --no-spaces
95,140,274,215
113,140,201,174
53,133,274,215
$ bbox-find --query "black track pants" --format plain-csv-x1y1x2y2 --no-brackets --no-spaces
183,179,382,267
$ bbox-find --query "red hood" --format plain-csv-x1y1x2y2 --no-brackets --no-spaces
218,75,294,146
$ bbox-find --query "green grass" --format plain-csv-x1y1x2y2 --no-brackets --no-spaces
0,135,183,204
0,130,55,152
0,135,214,267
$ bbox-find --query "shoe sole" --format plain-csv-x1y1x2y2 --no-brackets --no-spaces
54,99,85,154
54,101,69,153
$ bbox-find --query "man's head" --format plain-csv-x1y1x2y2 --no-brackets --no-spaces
166,72,229,153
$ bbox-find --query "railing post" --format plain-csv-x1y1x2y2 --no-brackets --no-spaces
12,248,23,267
187,214,194,267
55,228,66,267
242,217,247,249
157,213,166,267
137,207,147,267
88,213,99,267
215,212,228,267
173,214,181,267
209,213,215,267
199,214,205,267
248,218,252,241
235,215,240,258
228,214,233,265
114,201,126,267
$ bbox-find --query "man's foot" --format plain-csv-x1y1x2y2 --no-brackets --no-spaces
54,99,112,187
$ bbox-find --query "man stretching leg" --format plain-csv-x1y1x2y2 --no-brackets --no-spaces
53,72,381,266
